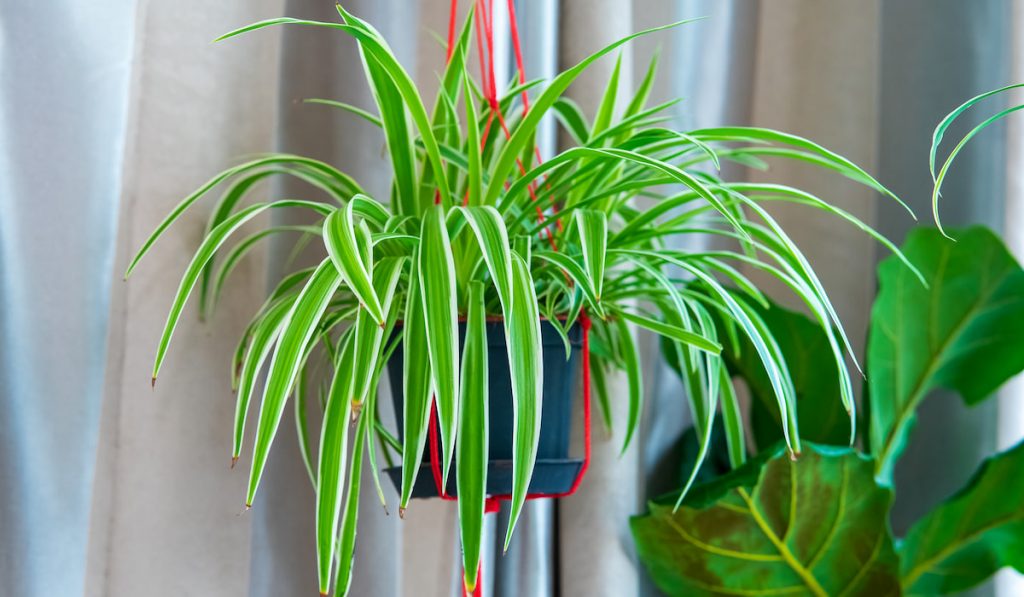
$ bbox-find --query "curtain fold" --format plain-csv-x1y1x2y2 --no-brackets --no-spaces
85,2,284,595
0,1,136,595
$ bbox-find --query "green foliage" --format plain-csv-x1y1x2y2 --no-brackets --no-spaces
126,5,913,593
701,299,850,449
929,83,1024,235
632,445,900,597
870,226,1024,484
457,282,488,591
900,441,1024,594
643,226,1024,595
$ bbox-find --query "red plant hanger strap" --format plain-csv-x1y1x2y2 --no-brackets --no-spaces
427,3,593,595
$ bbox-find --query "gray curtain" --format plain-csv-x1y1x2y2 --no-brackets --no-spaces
0,1,136,595
1,1,1021,596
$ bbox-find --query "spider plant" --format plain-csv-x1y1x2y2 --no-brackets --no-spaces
124,5,915,594
929,82,1024,233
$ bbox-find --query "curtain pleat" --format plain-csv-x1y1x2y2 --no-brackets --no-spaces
0,2,137,595
86,1,284,595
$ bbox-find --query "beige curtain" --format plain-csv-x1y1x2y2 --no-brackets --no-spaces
84,1,1019,596
86,1,284,595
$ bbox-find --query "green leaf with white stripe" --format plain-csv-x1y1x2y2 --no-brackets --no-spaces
613,315,643,454
574,210,608,301
399,253,433,513
233,297,294,461
324,199,385,326
247,258,342,506
335,407,368,597
315,332,355,594
418,204,460,485
350,257,405,415
504,252,544,550
151,199,330,384
458,281,488,592
457,206,514,310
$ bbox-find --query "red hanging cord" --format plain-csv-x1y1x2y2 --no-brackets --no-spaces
428,3,592,595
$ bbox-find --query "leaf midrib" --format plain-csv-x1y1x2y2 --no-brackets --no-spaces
874,269,1005,478
901,510,1024,588
736,488,828,597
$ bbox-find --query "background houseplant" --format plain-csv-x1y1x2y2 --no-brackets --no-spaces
125,5,915,595
632,87,1024,596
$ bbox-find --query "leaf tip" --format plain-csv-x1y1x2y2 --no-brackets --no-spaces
398,507,406,519
151,376,157,389
230,456,239,469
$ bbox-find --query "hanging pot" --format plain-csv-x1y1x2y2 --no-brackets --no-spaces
384,319,584,498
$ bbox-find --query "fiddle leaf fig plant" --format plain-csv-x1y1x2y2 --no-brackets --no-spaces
126,5,913,594
636,226,1024,596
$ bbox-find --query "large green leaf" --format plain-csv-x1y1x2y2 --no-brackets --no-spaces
457,281,488,592
712,299,850,448
869,227,1024,484
631,444,900,597
899,439,1024,594
418,205,460,485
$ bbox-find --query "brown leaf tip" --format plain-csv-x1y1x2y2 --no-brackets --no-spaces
151,377,157,389
230,456,239,469
398,507,406,519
